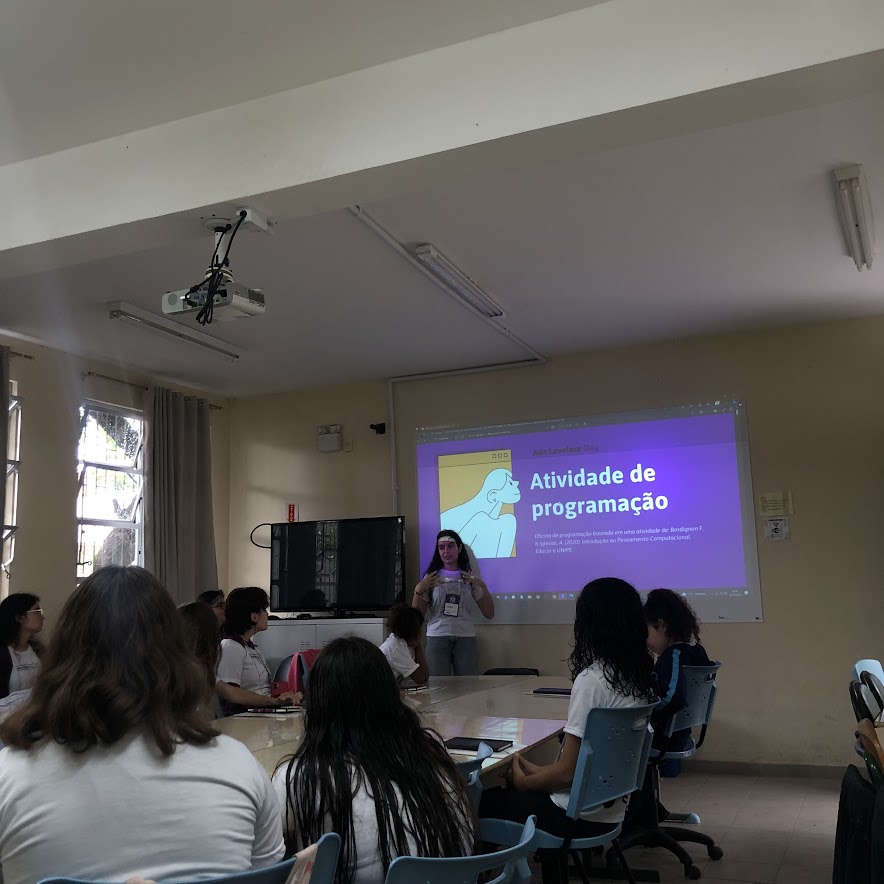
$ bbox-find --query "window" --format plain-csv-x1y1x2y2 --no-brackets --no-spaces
3,381,21,589
76,403,144,581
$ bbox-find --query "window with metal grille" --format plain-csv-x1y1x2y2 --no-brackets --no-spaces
2,382,22,589
76,403,144,581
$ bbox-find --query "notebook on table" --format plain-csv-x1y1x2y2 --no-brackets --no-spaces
444,737,513,752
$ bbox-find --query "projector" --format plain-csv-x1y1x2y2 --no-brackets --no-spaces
162,280,265,322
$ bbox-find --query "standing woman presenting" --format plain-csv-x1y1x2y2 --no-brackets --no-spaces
412,530,494,676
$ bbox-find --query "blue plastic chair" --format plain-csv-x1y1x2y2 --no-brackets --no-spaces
853,660,884,720
853,658,884,684
466,767,483,812
37,832,341,884
618,664,723,880
481,704,655,884
654,663,720,763
850,678,883,722
296,832,340,884
456,741,494,781
383,815,536,884
861,671,884,715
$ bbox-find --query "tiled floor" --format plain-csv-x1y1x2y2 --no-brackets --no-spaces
560,770,841,883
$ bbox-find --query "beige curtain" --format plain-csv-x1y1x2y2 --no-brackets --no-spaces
143,386,217,604
0,347,8,539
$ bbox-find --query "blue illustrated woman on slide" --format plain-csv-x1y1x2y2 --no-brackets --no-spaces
441,468,521,558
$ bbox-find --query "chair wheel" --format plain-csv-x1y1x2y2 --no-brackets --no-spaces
707,845,723,860
685,865,702,880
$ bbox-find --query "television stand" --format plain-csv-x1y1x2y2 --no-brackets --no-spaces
255,618,386,671
332,609,385,619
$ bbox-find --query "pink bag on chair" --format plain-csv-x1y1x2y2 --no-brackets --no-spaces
271,648,322,696
288,648,322,694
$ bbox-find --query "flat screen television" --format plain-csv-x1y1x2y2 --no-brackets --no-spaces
270,516,406,613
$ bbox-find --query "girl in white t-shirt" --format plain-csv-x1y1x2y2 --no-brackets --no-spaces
273,637,475,884
378,603,428,685
479,577,657,840
0,593,45,700
0,566,284,884
218,587,300,714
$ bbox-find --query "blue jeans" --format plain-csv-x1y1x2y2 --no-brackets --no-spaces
425,635,479,676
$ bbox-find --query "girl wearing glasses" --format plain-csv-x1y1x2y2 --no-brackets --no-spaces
0,594,45,699
197,589,226,627
217,586,300,714
412,529,494,676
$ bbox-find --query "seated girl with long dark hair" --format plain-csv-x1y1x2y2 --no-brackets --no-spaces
479,577,657,837
273,637,475,884
0,593,45,700
0,566,284,884
179,600,224,719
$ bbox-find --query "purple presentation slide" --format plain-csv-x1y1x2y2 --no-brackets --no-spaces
416,412,748,596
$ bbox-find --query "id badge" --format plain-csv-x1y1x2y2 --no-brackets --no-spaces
443,592,461,617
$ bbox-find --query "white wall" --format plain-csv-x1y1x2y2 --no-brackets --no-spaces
225,314,884,767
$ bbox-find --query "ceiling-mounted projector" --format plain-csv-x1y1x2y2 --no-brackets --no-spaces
164,207,272,325
162,280,265,322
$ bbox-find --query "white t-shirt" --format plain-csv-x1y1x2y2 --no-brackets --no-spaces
219,638,272,695
6,645,39,693
272,763,472,884
378,634,419,682
550,663,649,823
424,575,485,638
0,690,30,719
0,731,284,884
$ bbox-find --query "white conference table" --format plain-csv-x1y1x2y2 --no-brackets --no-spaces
400,674,533,709
218,675,572,777
410,675,573,718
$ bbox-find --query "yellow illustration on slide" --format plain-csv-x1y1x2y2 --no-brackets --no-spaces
438,450,520,558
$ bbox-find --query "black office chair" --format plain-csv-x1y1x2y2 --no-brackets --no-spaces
617,664,723,880
274,654,295,684
860,670,884,717
849,679,880,722
483,667,540,676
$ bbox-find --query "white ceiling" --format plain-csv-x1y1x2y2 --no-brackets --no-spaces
0,0,601,166
1,91,883,395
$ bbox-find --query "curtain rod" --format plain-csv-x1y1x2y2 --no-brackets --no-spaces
81,371,223,410
10,351,34,360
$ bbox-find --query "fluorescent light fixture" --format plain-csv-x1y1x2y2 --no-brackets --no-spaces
833,164,875,271
412,244,505,319
107,301,242,362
